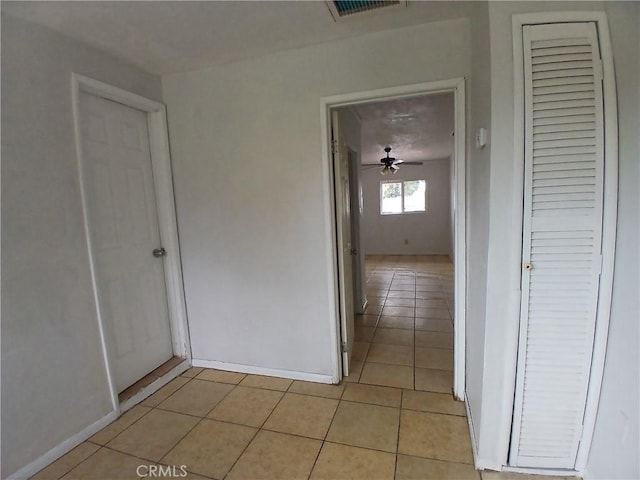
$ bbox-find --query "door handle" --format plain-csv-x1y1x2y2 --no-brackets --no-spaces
153,247,167,258
350,248,358,255
523,262,533,271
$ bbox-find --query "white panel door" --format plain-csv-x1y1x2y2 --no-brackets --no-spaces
80,92,174,393
510,22,605,469
348,148,365,314
332,111,355,376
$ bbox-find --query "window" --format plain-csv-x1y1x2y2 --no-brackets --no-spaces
380,180,426,215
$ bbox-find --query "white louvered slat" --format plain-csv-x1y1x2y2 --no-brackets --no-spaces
532,52,593,65
535,127,595,138
533,107,596,120
532,59,595,72
533,83,595,96
510,22,604,470
533,98,595,111
533,91,595,105
533,154,596,166
531,44,592,57
532,113,595,126
532,75,594,88
534,121,595,134
532,67,594,80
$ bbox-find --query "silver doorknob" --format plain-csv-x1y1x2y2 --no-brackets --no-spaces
153,247,167,258
523,262,533,271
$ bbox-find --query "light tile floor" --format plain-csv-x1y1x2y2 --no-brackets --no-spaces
32,256,577,480
346,255,456,393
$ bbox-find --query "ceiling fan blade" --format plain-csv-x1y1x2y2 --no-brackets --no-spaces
401,161,424,165
392,160,405,166
362,164,381,169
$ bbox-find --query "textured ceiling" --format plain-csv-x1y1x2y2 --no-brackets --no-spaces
354,93,454,165
1,1,475,74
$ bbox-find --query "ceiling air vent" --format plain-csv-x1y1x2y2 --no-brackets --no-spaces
326,1,406,21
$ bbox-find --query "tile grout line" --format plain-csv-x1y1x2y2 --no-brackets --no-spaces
73,266,466,478
35,444,104,480
91,376,193,446
218,380,297,480
304,384,344,480
61,378,196,479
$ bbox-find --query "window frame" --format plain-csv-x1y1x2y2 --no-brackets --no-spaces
379,179,427,215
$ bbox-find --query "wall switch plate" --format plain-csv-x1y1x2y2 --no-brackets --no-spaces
475,128,487,149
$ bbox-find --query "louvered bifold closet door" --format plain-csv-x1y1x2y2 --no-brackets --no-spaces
510,22,604,469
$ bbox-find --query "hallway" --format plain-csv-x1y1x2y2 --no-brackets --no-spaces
346,255,455,392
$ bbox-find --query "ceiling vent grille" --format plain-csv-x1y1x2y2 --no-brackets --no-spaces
326,1,406,20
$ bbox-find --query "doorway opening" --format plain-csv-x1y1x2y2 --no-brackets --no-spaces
322,78,466,399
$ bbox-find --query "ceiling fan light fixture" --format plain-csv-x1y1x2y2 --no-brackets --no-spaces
380,147,400,175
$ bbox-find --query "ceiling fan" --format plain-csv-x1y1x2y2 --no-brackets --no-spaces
365,147,423,175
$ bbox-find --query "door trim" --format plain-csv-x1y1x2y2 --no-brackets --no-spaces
71,73,191,411
510,12,618,473
347,147,366,315
320,78,467,398
331,111,356,377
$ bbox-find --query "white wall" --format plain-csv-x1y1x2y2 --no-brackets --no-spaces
1,14,163,478
162,19,471,376
361,159,452,255
584,3,639,479
478,3,639,477
464,0,492,454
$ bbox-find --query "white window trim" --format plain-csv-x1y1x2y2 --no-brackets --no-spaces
380,179,427,215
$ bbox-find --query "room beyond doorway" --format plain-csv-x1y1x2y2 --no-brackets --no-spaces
346,255,454,394
322,78,466,398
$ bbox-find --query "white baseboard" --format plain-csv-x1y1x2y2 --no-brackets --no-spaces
191,359,335,384
8,361,190,480
502,466,580,477
464,394,504,472
465,393,579,476
7,410,119,480
465,392,481,469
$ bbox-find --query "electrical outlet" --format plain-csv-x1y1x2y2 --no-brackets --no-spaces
404,239,409,245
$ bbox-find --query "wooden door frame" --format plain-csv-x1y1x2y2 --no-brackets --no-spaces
320,78,467,399
71,74,191,412
508,12,618,475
